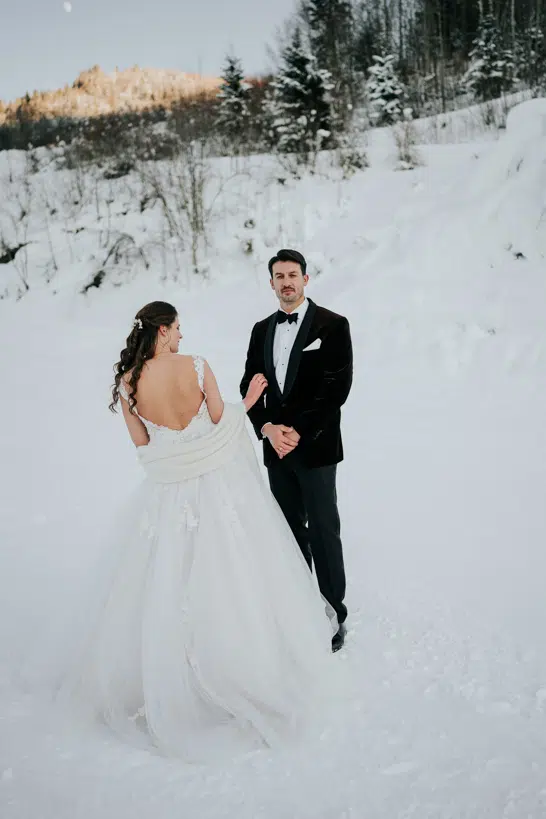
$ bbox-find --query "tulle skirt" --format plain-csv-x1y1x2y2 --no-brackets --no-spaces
56,432,339,762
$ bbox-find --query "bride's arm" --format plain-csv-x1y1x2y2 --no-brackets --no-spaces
203,360,225,424
120,396,150,447
203,361,267,425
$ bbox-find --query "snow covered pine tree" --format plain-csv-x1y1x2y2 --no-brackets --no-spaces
216,54,251,149
366,54,406,126
463,15,516,102
266,28,335,157
301,0,356,122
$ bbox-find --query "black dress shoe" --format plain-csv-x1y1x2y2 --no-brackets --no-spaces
332,623,347,653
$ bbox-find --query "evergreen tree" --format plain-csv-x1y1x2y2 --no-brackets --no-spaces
266,28,335,156
516,24,546,92
353,2,386,80
463,16,516,101
215,54,251,146
300,0,357,119
366,54,406,125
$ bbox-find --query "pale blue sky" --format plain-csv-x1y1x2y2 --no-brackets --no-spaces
0,0,298,101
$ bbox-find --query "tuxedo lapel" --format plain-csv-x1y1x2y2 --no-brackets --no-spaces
264,313,282,400
282,299,317,399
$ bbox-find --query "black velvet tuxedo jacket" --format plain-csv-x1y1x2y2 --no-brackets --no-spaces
240,299,353,469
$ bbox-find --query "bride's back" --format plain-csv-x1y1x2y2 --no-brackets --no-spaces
128,354,204,430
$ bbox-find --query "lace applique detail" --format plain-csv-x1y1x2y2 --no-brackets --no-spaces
193,355,205,395
223,501,239,525
129,706,146,722
119,380,129,402
120,355,213,445
140,498,199,541
138,402,211,446
139,509,156,540
176,501,199,533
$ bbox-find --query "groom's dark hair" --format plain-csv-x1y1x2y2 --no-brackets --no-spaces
268,248,307,278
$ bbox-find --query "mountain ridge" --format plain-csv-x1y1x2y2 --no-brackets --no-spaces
0,65,222,124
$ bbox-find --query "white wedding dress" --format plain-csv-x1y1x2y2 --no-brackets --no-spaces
56,356,338,762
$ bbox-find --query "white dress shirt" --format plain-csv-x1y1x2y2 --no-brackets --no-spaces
273,298,309,393
261,298,308,438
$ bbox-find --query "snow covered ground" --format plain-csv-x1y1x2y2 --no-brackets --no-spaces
1,99,546,818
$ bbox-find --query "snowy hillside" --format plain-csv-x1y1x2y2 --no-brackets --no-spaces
1,98,546,818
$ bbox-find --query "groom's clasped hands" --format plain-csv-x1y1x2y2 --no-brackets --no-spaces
263,422,300,459
244,372,300,460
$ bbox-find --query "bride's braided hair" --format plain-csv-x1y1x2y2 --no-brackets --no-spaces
109,301,178,414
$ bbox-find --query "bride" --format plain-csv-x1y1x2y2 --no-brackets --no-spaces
58,300,338,762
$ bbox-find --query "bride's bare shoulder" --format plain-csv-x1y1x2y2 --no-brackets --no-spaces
148,354,194,370
170,354,200,373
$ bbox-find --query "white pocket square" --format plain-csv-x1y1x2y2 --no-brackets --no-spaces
303,338,322,352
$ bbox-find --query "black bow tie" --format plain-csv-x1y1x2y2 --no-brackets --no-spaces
277,312,299,325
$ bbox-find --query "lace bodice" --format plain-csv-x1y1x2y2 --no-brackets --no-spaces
120,355,215,446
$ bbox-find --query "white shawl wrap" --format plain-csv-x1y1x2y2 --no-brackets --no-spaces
137,402,248,484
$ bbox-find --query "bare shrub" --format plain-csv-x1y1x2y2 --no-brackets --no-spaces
60,109,180,172
138,140,213,275
393,109,422,170
333,111,369,178
82,231,149,293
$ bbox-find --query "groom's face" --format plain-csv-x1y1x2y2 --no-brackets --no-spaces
270,261,308,309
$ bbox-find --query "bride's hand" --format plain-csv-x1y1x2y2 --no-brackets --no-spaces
243,374,268,412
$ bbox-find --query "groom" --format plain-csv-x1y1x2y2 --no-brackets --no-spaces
240,249,353,652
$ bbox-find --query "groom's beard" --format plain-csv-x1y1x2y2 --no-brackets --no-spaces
280,288,303,308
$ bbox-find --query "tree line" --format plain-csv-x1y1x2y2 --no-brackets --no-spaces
1,0,544,159
215,0,546,157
